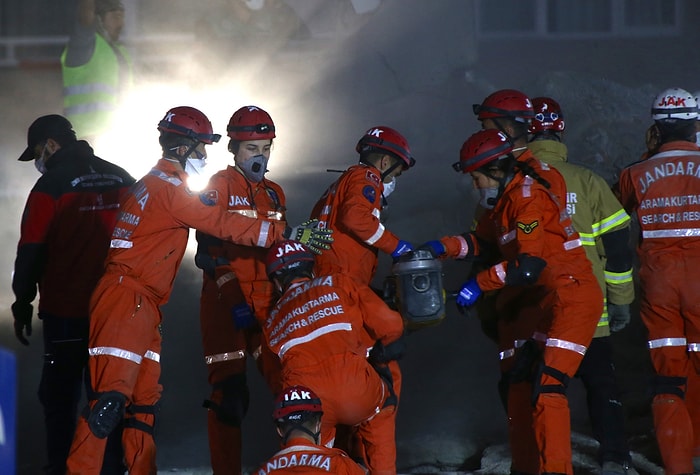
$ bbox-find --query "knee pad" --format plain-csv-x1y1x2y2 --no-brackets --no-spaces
651,374,687,399
532,363,570,406
88,391,127,439
203,373,249,426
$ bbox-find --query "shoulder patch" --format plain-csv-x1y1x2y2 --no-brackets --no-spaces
517,221,539,234
199,190,219,206
365,169,381,187
362,185,377,204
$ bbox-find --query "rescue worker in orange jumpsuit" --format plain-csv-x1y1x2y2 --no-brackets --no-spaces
65,106,333,475
263,240,404,475
617,87,700,475
194,105,287,475
423,128,603,475
309,126,415,463
527,96,635,474
254,385,367,475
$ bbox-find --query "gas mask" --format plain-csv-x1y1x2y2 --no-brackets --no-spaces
382,177,396,198
238,154,269,182
479,187,500,209
184,150,207,176
34,143,50,175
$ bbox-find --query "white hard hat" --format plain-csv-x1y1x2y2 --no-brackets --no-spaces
651,87,698,121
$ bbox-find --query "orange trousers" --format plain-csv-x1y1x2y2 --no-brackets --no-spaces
500,278,601,475
66,277,162,475
281,352,397,475
639,252,700,475
199,275,281,475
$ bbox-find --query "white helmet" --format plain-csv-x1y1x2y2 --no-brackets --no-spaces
693,91,700,121
651,87,698,121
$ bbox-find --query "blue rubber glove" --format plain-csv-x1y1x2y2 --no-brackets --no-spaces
456,278,482,308
391,240,414,259
419,240,446,258
231,303,256,329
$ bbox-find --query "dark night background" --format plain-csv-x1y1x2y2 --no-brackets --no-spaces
1,0,698,472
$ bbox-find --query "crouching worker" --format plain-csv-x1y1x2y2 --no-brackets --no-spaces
255,385,367,474
263,241,404,475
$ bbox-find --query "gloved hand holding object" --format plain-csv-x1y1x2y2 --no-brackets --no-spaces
419,240,446,258
12,301,32,345
284,219,333,254
391,240,414,259
456,278,482,308
607,303,631,332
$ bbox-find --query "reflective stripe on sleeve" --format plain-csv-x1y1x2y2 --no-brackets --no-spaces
545,338,587,356
605,268,633,284
365,223,385,245
89,346,143,364
648,337,687,349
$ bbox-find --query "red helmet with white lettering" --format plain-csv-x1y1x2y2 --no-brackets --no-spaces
473,89,535,123
356,125,416,170
273,386,323,421
453,129,514,174
651,87,698,122
227,105,276,141
265,240,315,278
157,106,221,144
529,97,565,134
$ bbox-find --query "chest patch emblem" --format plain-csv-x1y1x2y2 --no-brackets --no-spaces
199,190,218,206
517,221,539,234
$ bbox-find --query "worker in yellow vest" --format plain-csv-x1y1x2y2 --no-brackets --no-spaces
61,0,132,142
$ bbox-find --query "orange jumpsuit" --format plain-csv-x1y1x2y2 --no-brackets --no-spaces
617,141,700,474
310,163,404,465
66,159,288,475
263,273,404,475
442,151,603,474
254,437,367,474
197,166,286,475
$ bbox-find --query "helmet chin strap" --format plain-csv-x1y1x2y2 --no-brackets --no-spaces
166,143,198,168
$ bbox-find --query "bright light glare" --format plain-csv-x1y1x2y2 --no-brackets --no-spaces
90,79,241,190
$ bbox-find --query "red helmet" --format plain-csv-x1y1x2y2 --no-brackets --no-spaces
529,97,566,134
356,126,416,170
227,105,276,141
157,106,221,144
273,386,323,421
453,129,514,174
473,89,535,123
265,240,315,277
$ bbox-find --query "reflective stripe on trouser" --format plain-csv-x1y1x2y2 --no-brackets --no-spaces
533,278,602,475
639,252,700,474
281,352,396,474
66,279,163,475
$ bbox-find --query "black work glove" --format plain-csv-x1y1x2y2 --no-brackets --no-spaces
608,303,631,332
505,254,546,286
368,337,407,365
11,301,33,346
